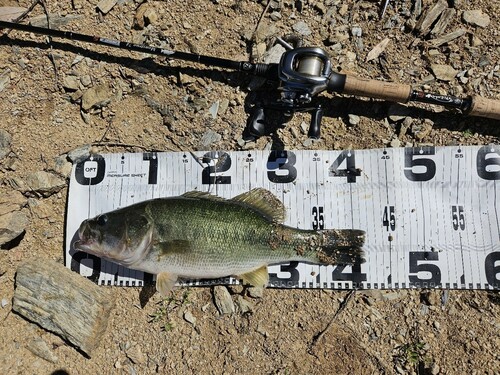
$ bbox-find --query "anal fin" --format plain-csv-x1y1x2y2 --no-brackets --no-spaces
239,265,269,288
156,272,178,297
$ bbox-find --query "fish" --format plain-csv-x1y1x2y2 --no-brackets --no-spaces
74,188,365,296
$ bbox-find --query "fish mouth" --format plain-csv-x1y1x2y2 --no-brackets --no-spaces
73,238,98,255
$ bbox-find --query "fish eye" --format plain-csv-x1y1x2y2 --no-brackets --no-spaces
96,214,108,226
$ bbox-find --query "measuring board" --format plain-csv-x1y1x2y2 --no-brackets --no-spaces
65,146,500,290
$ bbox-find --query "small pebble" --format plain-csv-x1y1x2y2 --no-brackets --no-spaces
183,310,197,326
348,114,360,125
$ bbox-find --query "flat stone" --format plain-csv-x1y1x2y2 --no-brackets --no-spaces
463,10,490,28
213,286,234,315
431,64,458,81
183,310,197,326
0,190,26,216
292,21,312,36
97,0,117,14
0,6,27,22
0,69,10,93
24,171,66,197
62,75,80,91
208,101,219,119
81,84,113,112
0,211,28,246
26,337,58,363
29,14,82,29
416,0,447,35
247,286,264,298
199,130,221,149
0,129,12,159
428,29,466,48
67,144,92,163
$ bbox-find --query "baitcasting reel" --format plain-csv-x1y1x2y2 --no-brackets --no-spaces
247,47,334,139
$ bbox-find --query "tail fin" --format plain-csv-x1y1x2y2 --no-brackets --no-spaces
318,229,365,265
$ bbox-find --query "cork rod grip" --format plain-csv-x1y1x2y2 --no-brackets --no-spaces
468,96,500,121
342,76,412,103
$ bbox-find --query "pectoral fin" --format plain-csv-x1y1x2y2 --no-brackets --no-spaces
156,272,178,297
239,265,269,288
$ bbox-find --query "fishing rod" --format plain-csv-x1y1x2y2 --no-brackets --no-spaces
1,20,499,139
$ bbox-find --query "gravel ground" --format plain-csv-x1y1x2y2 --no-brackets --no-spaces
0,0,499,374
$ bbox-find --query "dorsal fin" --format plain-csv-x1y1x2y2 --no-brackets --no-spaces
230,188,286,223
181,191,225,201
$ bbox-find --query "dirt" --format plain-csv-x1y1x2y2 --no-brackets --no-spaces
0,0,499,374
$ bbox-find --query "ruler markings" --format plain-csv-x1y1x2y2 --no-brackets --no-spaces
65,147,500,290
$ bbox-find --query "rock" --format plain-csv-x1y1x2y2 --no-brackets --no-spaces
390,138,401,148
430,8,455,36
0,6,27,22
348,114,360,125
62,75,80,91
190,97,209,112
0,129,12,160
53,156,73,178
292,21,312,36
235,295,254,314
0,211,28,247
199,130,221,149
247,286,264,299
1,298,8,308
218,99,229,116
351,26,362,37
29,14,82,29
26,337,58,363
398,117,412,137
0,68,10,93
24,171,66,197
13,259,116,356
415,0,447,35
0,191,26,216
366,38,391,62
213,286,235,315
80,75,92,87
208,101,219,119
254,22,277,43
428,29,466,48
97,0,117,14
431,64,458,81
67,144,92,163
412,120,433,141
134,3,158,29
81,84,113,112
183,310,197,326
462,10,490,28
125,345,146,365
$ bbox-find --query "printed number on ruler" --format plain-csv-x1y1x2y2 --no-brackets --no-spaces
67,146,500,289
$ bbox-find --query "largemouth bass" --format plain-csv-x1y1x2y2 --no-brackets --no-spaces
74,188,365,296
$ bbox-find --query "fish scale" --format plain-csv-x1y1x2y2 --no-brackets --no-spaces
75,188,365,295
